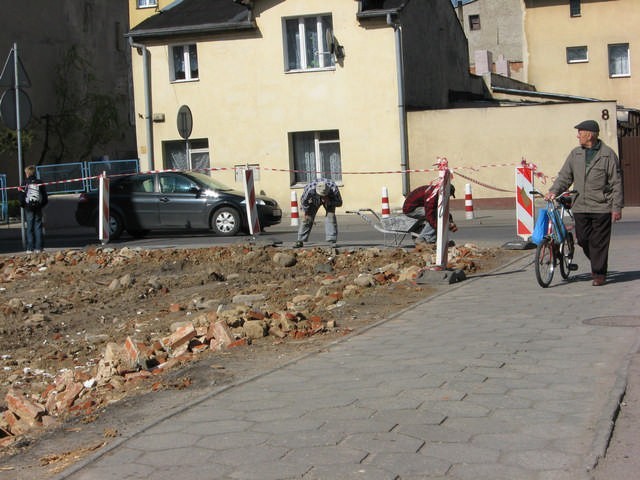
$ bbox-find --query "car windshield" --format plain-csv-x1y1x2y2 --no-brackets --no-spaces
184,172,234,191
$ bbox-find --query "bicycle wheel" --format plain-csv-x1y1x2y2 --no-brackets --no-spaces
559,233,575,280
535,238,555,288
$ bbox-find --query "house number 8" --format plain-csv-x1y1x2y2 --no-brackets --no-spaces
602,109,609,120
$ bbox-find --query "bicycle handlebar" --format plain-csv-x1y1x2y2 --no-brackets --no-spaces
529,189,577,197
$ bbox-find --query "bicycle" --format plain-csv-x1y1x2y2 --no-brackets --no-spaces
530,190,578,288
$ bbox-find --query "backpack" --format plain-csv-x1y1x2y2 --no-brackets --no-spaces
25,183,42,209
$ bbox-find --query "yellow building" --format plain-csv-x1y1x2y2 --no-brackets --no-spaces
126,0,486,212
525,0,639,111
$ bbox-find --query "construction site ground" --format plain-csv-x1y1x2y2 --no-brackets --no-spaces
0,236,524,479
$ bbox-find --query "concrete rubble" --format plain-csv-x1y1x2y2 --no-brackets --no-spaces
0,242,489,446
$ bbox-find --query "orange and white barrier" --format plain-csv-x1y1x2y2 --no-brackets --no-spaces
98,171,110,245
242,167,261,235
464,183,475,220
515,167,534,241
381,186,390,218
290,190,299,226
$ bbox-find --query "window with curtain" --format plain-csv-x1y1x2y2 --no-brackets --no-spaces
566,46,588,63
170,44,199,82
163,139,210,172
569,0,581,17
284,14,335,71
137,0,157,8
608,43,630,77
291,130,341,184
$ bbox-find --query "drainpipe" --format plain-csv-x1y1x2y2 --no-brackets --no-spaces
387,13,409,196
128,38,155,170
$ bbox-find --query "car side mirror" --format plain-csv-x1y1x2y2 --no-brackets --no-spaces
190,186,201,196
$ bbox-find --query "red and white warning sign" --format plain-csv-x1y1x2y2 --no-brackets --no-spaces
515,167,534,241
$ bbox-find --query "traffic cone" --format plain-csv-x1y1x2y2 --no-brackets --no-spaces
464,183,475,220
381,186,391,218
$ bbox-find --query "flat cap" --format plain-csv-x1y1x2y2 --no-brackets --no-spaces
574,120,600,132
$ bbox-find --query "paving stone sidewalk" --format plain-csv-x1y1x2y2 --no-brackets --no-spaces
55,232,639,480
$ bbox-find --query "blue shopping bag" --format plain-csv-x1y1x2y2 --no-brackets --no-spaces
531,209,549,245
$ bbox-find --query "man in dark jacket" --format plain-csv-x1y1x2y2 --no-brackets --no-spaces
403,183,457,244
18,165,48,253
545,120,623,286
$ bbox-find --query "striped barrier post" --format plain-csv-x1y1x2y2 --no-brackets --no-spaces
381,186,391,218
515,167,534,241
434,168,452,269
98,171,110,245
243,167,261,235
290,190,299,226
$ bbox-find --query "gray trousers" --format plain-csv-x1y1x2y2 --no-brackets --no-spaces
297,205,337,242
406,208,437,242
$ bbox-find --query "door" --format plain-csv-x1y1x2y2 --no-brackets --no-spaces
619,136,640,206
157,172,209,228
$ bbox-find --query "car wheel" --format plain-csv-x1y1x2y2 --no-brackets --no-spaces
127,229,150,238
95,211,124,240
211,207,241,236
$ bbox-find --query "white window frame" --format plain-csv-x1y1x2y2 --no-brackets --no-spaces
608,43,630,78
169,44,199,82
566,46,588,64
163,139,210,172
290,130,342,185
283,14,335,72
137,0,157,8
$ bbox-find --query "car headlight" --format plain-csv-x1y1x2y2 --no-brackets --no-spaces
241,199,266,205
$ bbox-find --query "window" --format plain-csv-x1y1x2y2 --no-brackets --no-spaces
170,44,198,82
137,0,157,8
469,15,481,31
609,43,630,77
284,15,335,71
569,0,581,17
163,139,210,172
291,130,342,184
566,46,588,63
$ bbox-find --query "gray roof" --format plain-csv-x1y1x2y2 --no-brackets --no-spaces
126,0,410,41
127,0,255,41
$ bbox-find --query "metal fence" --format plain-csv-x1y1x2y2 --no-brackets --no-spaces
0,174,6,222
35,159,139,194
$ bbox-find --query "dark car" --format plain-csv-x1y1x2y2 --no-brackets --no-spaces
75,171,282,240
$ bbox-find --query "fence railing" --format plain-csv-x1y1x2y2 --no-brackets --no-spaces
35,159,139,194
0,174,6,222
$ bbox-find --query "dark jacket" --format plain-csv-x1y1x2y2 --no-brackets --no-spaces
19,175,48,210
550,140,623,214
403,185,439,229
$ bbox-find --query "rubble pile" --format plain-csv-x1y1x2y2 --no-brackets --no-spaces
0,242,498,447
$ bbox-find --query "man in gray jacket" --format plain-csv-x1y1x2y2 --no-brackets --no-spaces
545,120,623,286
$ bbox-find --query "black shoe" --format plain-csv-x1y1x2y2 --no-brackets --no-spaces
568,264,578,271
294,241,303,248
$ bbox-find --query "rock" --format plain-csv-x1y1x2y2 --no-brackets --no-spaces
353,273,375,287
243,320,267,339
273,252,297,267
